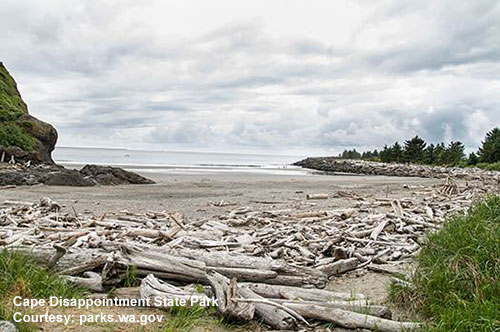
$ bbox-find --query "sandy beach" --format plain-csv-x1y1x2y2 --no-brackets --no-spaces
0,170,441,220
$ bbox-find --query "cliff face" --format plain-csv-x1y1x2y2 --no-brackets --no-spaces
0,62,57,164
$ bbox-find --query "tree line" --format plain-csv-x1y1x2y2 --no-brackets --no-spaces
339,127,500,167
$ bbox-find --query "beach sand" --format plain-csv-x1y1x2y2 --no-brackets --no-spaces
0,171,441,219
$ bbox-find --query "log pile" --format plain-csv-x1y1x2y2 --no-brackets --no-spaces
1,175,497,330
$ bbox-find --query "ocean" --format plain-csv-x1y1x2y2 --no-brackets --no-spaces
53,147,311,175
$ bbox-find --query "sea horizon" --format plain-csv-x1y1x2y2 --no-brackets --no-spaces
53,146,313,176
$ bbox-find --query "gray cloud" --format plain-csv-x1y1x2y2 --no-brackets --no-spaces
1,0,499,154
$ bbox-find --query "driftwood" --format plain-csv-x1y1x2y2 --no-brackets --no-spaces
285,303,420,332
64,272,104,292
140,274,210,307
1,170,496,331
205,271,255,321
244,283,366,302
306,193,328,200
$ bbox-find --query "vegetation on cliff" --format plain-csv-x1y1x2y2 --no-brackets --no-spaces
0,64,34,151
0,63,57,163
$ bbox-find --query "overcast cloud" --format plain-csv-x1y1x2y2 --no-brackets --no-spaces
1,0,499,155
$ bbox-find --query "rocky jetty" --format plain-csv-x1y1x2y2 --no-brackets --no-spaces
294,157,499,182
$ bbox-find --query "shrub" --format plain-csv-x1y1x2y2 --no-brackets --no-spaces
0,123,34,151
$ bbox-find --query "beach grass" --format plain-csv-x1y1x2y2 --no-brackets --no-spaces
0,250,84,331
389,195,500,331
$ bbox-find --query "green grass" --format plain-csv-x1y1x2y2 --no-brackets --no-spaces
390,196,500,331
474,162,500,172
134,305,220,332
0,250,84,330
123,264,139,287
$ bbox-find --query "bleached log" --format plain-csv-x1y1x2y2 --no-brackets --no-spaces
140,274,210,307
238,286,297,330
207,266,278,281
40,197,61,211
371,219,389,241
47,244,67,268
64,271,104,292
8,246,107,274
283,303,421,332
317,258,359,277
272,299,391,318
205,271,255,321
290,211,327,218
306,194,329,200
244,283,366,302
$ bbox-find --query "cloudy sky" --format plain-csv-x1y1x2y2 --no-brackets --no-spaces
1,0,499,155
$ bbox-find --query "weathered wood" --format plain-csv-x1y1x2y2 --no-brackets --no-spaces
317,258,359,277
284,303,421,332
244,283,366,302
205,271,255,321
140,274,210,307
238,286,297,330
306,194,329,200
64,272,104,292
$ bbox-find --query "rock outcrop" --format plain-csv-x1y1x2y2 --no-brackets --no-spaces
0,63,155,187
0,164,155,186
79,164,155,185
0,62,57,164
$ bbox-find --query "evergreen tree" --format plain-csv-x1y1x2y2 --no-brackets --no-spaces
467,152,479,166
478,128,500,163
434,142,447,165
341,149,362,159
403,136,427,163
392,142,403,163
380,145,391,162
424,143,436,165
442,141,465,165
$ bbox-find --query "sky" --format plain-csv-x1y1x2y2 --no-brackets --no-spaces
1,0,500,155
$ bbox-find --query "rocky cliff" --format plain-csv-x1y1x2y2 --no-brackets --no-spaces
0,62,57,164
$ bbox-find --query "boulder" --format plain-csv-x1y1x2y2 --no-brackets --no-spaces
80,164,155,185
0,62,57,164
0,321,18,332
42,169,96,186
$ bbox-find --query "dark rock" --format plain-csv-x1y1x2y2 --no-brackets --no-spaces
0,163,154,187
0,146,29,161
42,169,96,186
0,170,30,186
80,164,155,185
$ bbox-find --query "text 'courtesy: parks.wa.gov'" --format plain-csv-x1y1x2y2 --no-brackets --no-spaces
12,295,218,326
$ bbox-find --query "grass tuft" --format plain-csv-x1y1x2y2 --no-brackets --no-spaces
390,195,500,331
0,250,84,330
